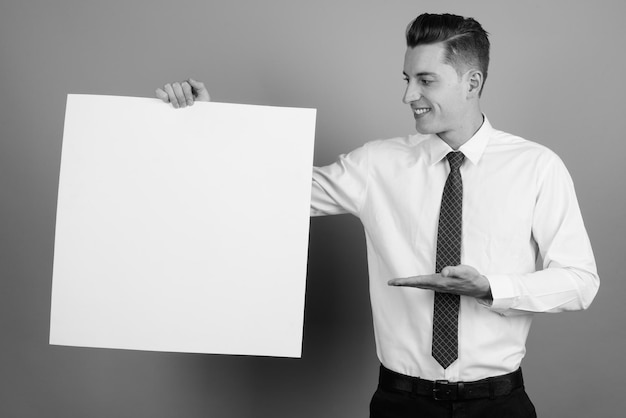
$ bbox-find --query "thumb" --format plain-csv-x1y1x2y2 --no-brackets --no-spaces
441,265,469,278
188,78,211,101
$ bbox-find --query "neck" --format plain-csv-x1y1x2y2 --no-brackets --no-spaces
437,109,484,150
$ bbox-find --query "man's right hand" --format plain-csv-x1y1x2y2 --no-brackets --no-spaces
155,79,211,108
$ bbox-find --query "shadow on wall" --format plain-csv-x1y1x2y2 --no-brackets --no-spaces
185,215,378,417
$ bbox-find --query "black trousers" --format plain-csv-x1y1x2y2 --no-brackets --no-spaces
370,374,537,418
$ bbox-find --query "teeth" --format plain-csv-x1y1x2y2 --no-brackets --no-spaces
414,108,430,115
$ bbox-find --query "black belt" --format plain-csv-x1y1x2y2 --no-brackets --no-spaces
378,365,524,401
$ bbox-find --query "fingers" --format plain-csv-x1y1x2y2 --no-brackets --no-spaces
172,82,188,108
181,81,194,106
388,269,462,287
388,275,434,287
162,83,178,108
387,267,467,288
155,88,169,103
157,80,198,108
388,277,409,286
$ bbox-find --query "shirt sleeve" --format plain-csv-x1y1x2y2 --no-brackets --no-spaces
484,154,599,314
310,143,370,217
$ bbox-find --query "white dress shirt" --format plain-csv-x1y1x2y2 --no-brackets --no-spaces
310,117,599,382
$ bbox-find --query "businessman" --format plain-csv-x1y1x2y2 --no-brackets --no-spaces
157,13,599,418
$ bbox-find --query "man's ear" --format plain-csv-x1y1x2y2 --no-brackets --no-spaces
467,70,484,98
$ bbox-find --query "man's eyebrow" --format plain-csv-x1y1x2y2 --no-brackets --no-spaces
403,71,439,77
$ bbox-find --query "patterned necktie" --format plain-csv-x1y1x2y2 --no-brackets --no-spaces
432,151,465,369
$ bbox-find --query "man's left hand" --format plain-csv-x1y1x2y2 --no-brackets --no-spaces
388,265,492,300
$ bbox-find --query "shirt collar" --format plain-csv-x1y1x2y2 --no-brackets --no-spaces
424,115,493,166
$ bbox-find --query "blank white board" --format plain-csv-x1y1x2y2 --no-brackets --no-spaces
50,94,316,358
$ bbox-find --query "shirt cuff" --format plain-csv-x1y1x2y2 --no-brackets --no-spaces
479,274,518,312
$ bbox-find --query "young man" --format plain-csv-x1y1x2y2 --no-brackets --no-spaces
157,13,598,418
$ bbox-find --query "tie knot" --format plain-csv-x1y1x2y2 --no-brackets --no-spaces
447,152,465,171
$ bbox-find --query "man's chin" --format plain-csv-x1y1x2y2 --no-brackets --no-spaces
414,121,436,135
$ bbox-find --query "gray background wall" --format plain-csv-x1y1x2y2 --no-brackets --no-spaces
1,0,624,416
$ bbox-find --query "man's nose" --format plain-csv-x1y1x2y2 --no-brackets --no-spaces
403,83,422,104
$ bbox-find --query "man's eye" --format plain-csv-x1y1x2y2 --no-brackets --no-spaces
421,79,433,86
403,77,409,84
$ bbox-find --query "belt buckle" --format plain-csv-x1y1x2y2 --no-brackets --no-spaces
433,380,452,401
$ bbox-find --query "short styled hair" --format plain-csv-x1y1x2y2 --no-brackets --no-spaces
406,13,490,95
